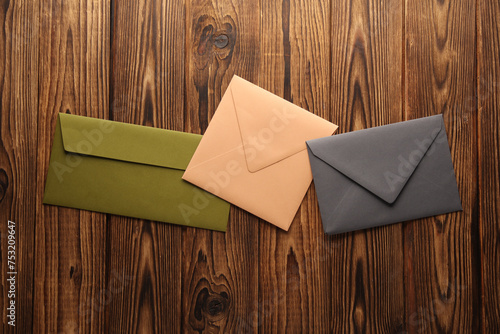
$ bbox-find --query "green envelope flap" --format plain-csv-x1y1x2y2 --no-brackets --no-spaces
59,113,200,170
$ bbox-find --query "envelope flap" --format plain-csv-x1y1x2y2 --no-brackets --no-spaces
58,113,201,170
229,76,338,172
307,115,444,204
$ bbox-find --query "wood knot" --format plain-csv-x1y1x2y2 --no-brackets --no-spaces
0,168,8,203
69,263,82,287
434,217,445,233
204,293,229,318
189,278,231,331
213,34,229,49
193,15,236,70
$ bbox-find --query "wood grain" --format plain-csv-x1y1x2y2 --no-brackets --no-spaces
478,0,500,331
34,0,109,332
184,0,260,332
258,0,333,332
0,0,38,332
405,0,479,332
107,0,184,332
1,0,500,332
330,0,405,332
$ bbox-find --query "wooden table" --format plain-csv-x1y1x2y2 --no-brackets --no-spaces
1,0,499,333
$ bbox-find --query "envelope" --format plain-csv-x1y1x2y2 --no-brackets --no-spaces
182,75,338,230
306,114,462,234
43,113,230,231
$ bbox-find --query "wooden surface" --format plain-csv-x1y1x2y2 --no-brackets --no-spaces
0,0,499,333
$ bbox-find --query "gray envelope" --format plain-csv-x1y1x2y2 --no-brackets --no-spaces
306,114,462,234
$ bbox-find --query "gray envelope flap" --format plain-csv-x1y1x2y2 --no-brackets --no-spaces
306,115,444,204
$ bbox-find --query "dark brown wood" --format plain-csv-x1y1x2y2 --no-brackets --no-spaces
107,0,184,332
405,0,479,332
33,0,110,333
1,0,500,332
257,0,333,332
478,0,500,331
34,1,109,333
183,0,260,332
330,0,406,332
0,0,38,332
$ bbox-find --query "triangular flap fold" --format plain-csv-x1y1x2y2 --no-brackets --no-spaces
229,75,337,172
58,113,201,170
307,115,444,204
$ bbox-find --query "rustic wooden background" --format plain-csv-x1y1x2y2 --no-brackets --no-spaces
0,0,499,333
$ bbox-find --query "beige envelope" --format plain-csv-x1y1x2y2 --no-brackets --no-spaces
182,75,338,230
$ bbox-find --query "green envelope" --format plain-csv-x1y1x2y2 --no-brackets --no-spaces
43,113,230,231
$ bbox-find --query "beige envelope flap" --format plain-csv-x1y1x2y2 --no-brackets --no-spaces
229,76,337,173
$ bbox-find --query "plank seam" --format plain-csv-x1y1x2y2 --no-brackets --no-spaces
475,0,484,331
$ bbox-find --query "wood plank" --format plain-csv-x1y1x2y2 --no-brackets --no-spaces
0,0,38,332
257,0,333,332
404,0,479,332
478,0,500,331
183,0,260,332
330,0,405,332
3,0,496,331
107,0,184,332
34,0,110,332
